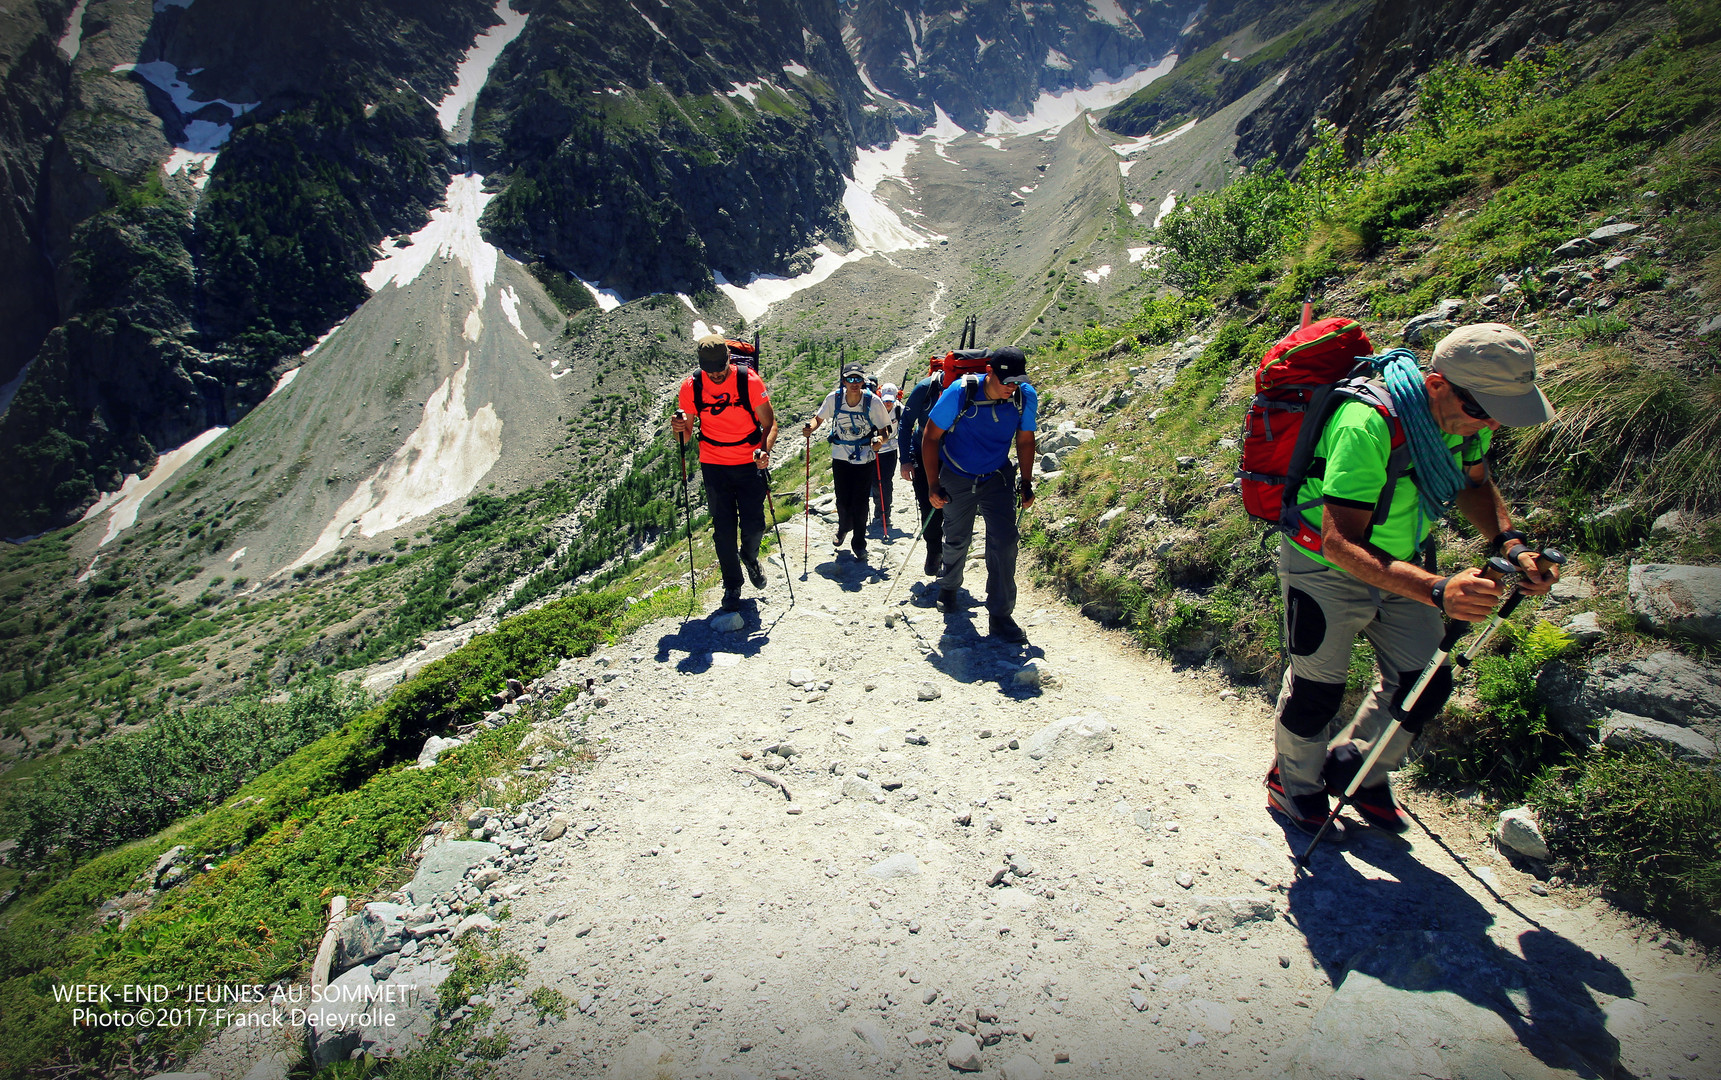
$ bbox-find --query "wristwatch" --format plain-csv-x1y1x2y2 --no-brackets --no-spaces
1430,576,1450,612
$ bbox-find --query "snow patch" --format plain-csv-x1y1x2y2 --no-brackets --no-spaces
1119,160,1136,176
285,360,501,574
676,293,700,315
1127,246,1154,263
228,547,246,563
856,63,908,108
463,307,483,342
57,0,90,59
1045,48,1073,71
1275,70,1288,87
632,2,670,41
984,54,1175,137
1088,0,1134,28
726,80,776,105
268,367,301,399
1128,201,1144,216
1154,190,1179,228
165,147,217,189
364,173,499,305
436,0,528,135
580,279,623,311
1082,265,1112,284
499,285,525,337
129,60,259,152
1109,118,1198,157
782,62,810,77
89,427,228,547
926,104,966,143
981,137,1004,150
691,320,727,341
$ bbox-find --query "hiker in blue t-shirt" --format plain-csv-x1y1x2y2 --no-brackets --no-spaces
920,346,1038,644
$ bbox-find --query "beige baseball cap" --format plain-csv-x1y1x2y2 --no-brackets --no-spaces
1431,323,1554,427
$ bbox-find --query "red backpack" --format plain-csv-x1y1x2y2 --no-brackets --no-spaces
929,347,992,389
1238,318,1408,554
724,336,760,375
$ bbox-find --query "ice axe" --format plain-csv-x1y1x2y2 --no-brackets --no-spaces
1294,547,1564,868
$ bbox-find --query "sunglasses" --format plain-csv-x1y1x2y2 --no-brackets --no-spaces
1450,383,1491,421
843,375,865,384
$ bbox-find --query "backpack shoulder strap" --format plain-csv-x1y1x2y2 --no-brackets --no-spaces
689,373,705,417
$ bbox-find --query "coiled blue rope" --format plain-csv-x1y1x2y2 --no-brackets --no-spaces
1370,347,1467,525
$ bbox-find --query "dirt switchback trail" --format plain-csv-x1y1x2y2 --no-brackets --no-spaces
474,490,1720,1080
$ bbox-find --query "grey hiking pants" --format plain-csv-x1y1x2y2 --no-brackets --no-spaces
1273,542,1450,798
936,467,1018,619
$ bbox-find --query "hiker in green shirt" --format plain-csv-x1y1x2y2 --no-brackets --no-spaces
1266,324,1560,837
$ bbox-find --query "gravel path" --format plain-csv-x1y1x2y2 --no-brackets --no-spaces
434,486,1721,1080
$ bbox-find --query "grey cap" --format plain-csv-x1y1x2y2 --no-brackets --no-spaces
1431,323,1554,426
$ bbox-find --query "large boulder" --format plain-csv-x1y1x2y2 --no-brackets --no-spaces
1539,651,1721,740
1599,712,1719,765
332,902,408,975
1403,299,1464,345
402,840,499,906
1629,563,1721,644
1273,931,1618,1080
1022,715,1113,761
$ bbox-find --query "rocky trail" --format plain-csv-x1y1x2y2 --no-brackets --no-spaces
237,478,1721,1080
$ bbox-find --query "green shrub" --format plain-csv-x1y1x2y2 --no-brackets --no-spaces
1157,169,1302,293
1,679,369,867
1530,745,1721,924
1416,621,1574,798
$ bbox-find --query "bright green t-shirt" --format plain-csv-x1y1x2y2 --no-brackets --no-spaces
1296,399,1491,570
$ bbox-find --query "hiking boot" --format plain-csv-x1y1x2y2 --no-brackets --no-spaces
742,553,767,588
989,615,1028,644
1265,765,1344,839
938,588,959,613
924,552,940,576
720,588,742,612
1324,748,1411,833
852,543,867,561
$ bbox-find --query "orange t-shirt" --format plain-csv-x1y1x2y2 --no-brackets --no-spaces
678,368,769,465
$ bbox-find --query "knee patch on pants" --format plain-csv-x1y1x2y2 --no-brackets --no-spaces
1279,678,1344,739
1391,666,1452,734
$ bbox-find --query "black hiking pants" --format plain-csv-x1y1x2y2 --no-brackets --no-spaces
831,457,872,557
700,462,766,593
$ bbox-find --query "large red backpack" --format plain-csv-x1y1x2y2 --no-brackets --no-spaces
929,348,992,389
1238,318,1409,554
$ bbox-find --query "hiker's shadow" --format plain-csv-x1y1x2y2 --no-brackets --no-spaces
1288,840,1631,1078
921,606,1046,697
652,601,780,672
813,556,886,592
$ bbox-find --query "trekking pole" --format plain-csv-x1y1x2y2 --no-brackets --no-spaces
762,471,796,607
874,452,889,538
880,506,938,612
1457,548,1565,664
675,411,697,613
802,431,812,579
1294,549,1562,868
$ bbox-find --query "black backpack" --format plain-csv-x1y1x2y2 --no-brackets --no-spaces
688,368,765,448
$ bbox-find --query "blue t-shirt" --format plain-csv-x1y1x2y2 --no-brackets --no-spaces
928,376,1038,477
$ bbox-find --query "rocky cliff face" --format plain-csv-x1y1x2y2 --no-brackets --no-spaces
1103,0,1659,171
847,0,1188,129
0,0,495,536
1,0,1204,536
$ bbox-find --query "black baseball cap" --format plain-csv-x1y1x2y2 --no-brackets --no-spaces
989,347,1027,383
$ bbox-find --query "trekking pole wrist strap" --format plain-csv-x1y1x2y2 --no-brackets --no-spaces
1430,575,1452,612
1489,529,1529,558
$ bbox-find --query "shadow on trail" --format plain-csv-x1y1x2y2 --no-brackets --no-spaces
653,599,784,673
1287,832,1632,1078
812,553,888,592
914,593,1045,699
